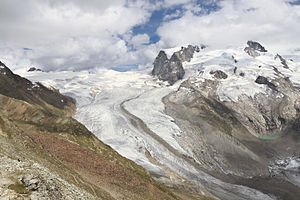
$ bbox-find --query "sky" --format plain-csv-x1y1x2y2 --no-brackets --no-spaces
0,0,300,72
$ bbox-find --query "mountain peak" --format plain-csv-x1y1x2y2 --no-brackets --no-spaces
152,45,202,85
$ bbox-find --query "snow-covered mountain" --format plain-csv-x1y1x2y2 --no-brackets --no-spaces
21,41,300,200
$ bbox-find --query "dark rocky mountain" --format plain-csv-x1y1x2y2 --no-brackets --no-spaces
152,51,185,85
152,45,200,85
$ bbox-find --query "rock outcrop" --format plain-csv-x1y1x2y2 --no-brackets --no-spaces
244,47,261,57
275,54,289,69
255,76,277,91
163,75,300,199
247,41,267,52
174,45,200,63
27,67,43,72
209,70,228,79
152,45,201,85
1,61,74,110
152,51,185,85
244,41,267,57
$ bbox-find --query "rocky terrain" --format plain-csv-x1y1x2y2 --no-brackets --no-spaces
0,61,211,199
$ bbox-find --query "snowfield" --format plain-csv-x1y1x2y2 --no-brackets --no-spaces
184,47,300,102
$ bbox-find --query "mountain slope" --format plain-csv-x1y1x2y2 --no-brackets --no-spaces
160,42,300,199
0,61,204,199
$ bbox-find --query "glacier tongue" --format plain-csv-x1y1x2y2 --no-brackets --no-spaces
21,69,187,176
124,87,187,154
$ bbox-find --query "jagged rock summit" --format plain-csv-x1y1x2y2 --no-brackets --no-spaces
152,45,201,85
247,40,267,52
152,51,185,85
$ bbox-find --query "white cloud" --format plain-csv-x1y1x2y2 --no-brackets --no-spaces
130,34,150,48
157,0,300,53
163,0,192,7
0,0,152,45
0,0,157,71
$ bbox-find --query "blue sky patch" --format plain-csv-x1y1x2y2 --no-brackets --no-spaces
132,5,186,44
132,1,221,45
110,64,139,72
196,0,221,14
132,9,167,44
289,0,300,5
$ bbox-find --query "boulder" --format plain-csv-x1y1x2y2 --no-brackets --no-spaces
255,76,277,91
210,70,228,79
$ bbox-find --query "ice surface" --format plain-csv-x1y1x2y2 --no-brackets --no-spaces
124,87,187,154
